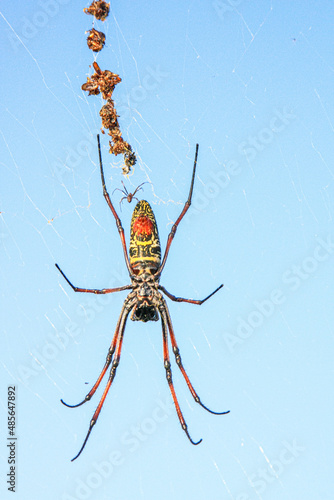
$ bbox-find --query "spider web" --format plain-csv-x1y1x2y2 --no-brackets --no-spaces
1,1,334,499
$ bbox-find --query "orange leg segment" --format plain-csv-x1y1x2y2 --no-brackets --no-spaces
69,302,131,461
160,310,202,445
164,304,230,416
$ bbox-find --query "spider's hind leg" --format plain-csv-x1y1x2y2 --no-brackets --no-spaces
60,311,123,408
69,303,131,461
164,304,230,416
160,309,202,445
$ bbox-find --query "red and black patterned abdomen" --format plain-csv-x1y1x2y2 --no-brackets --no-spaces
129,200,161,274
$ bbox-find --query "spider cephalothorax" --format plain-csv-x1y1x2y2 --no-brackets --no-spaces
56,136,229,461
130,273,160,322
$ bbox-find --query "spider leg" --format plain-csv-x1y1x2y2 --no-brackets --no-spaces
55,264,132,294
132,181,150,197
97,135,132,275
112,187,126,196
118,197,128,211
61,305,126,408
163,303,230,416
112,181,128,197
157,144,199,276
159,283,223,305
160,308,202,446
70,301,132,461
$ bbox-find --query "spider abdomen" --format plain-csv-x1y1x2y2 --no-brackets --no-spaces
129,200,161,274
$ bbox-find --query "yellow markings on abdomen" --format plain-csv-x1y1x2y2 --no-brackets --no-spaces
129,200,161,273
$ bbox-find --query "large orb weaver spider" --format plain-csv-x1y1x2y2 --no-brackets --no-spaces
55,135,229,461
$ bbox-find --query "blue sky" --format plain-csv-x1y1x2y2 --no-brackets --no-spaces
1,1,334,499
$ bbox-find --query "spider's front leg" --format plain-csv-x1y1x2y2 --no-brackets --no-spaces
97,135,132,275
157,144,198,276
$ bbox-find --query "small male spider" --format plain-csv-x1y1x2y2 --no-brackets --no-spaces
56,135,229,461
112,181,148,207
